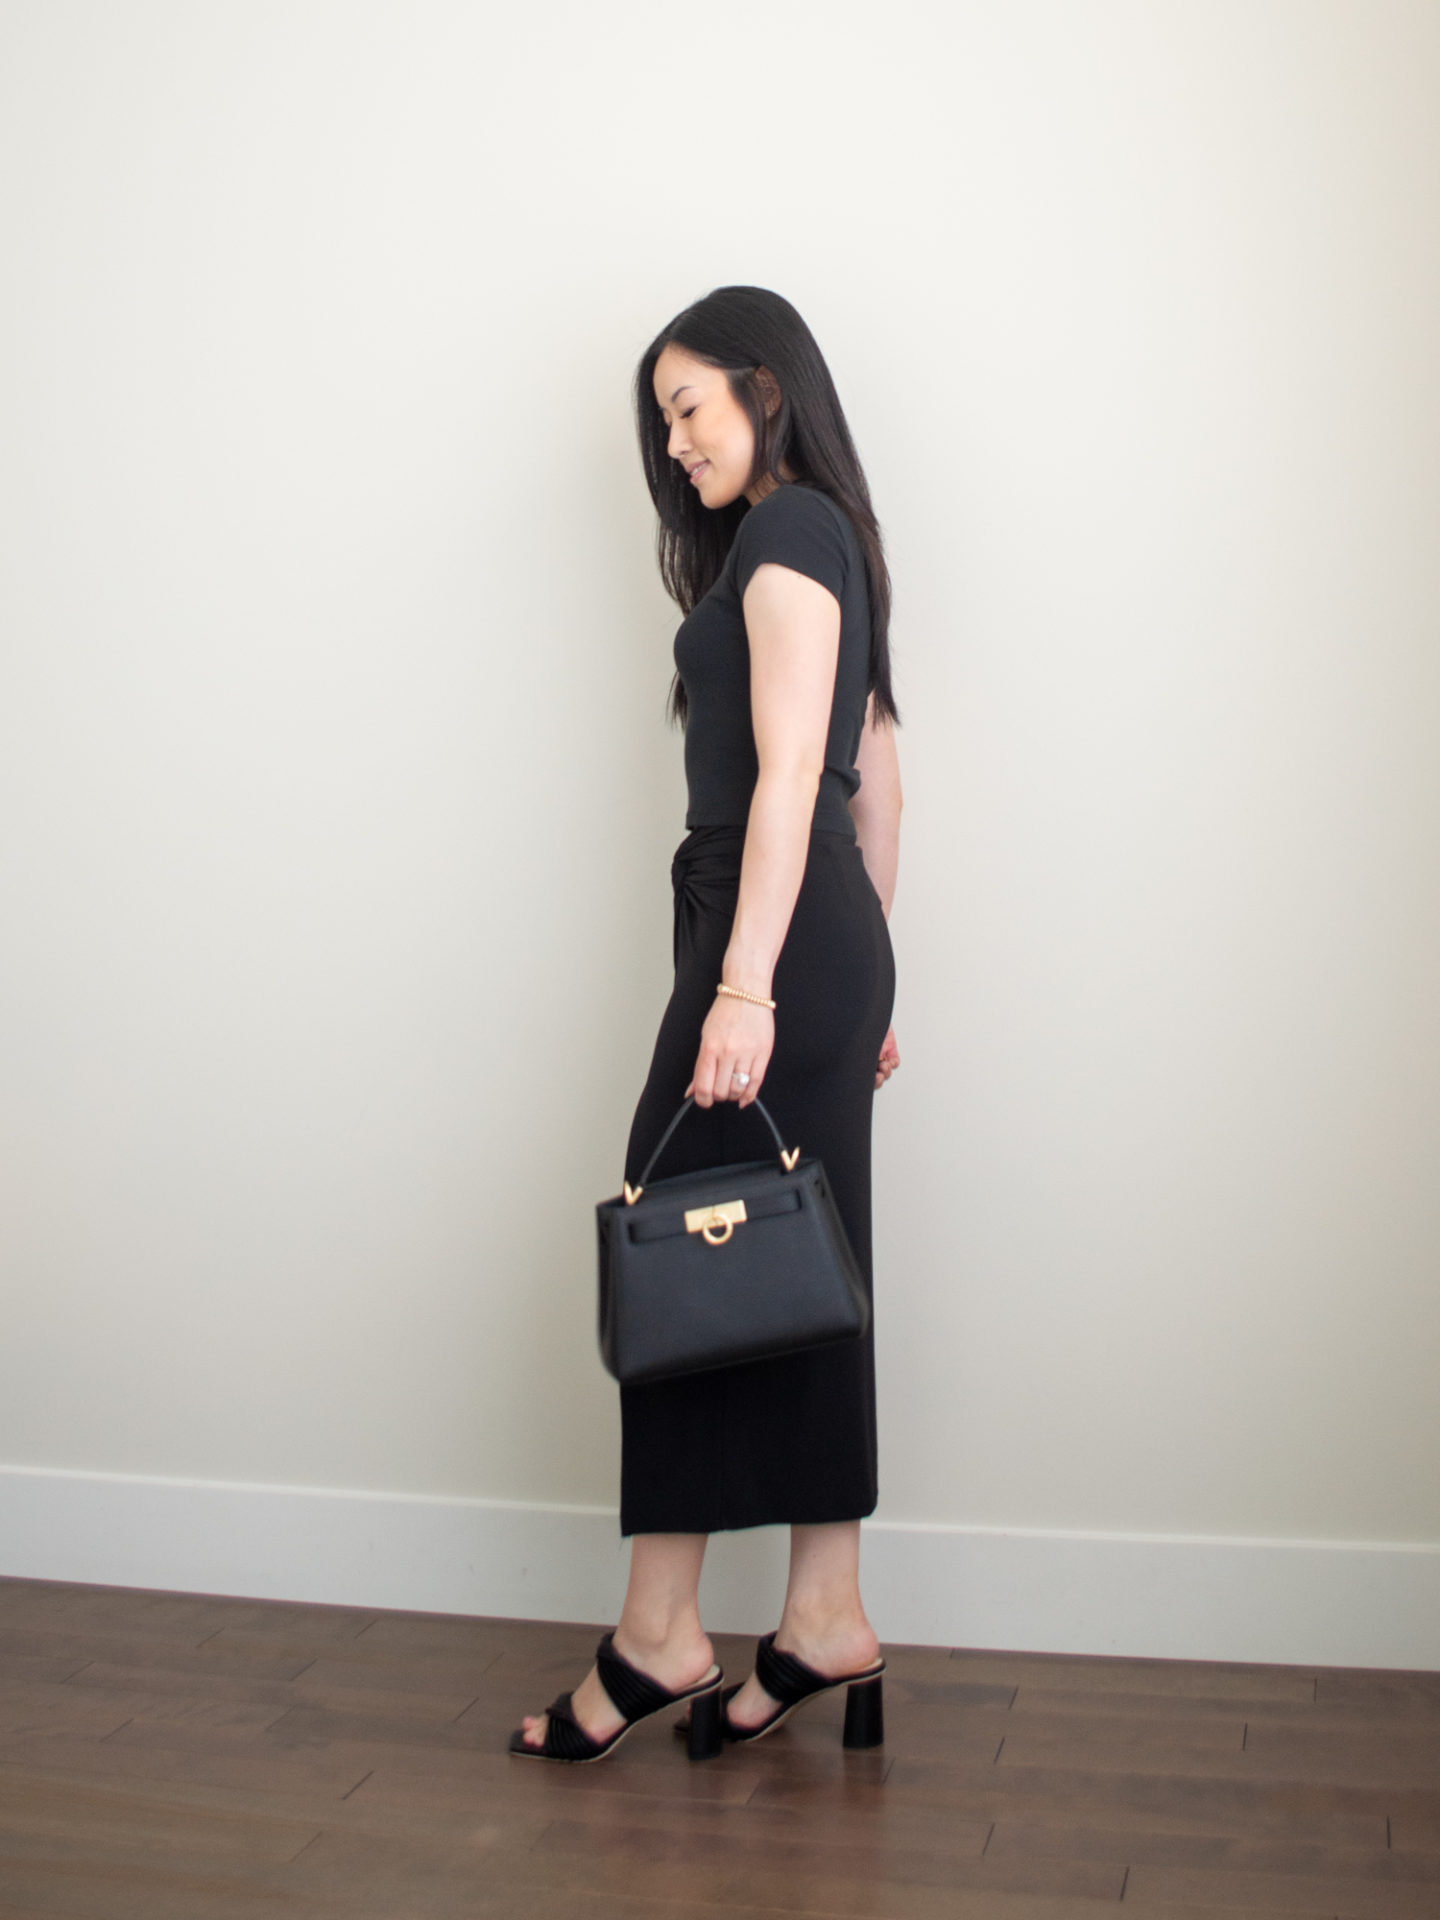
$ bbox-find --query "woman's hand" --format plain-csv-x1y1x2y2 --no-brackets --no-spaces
686,994,775,1109
875,1026,900,1090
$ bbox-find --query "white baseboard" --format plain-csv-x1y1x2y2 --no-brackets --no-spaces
2,1464,1436,1670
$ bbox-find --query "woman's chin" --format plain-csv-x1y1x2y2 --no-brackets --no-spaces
694,477,741,511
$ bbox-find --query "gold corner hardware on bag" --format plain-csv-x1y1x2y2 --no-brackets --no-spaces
781,1147,800,1171
684,1199,747,1245
623,1183,643,1206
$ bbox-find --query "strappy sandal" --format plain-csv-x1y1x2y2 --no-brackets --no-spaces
508,1631,725,1764
685,1630,886,1748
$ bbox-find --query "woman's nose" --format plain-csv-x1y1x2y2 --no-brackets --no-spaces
667,421,690,459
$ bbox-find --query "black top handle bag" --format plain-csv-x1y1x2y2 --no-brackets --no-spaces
596,1095,870,1386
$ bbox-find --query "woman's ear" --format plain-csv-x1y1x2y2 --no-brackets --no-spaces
754,365,782,419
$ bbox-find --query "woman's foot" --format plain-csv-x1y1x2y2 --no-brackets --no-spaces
515,1625,717,1754
723,1615,880,1734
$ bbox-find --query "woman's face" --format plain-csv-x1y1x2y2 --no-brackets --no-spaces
653,344,772,511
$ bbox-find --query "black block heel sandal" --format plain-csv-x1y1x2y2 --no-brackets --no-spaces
509,1631,725,1764
678,1631,886,1749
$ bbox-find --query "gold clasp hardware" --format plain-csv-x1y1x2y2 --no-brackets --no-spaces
781,1147,799,1171
623,1182,643,1206
684,1198,747,1246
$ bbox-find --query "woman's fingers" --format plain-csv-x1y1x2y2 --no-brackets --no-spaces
692,1053,767,1106
688,1044,735,1108
734,1060,766,1108
874,1026,900,1090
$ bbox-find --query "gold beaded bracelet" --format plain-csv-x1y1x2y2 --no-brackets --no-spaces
716,981,777,1010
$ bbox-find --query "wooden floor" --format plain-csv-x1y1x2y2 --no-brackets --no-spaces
0,1577,1438,1918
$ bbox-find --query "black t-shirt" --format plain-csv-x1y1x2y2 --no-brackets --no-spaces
673,483,871,840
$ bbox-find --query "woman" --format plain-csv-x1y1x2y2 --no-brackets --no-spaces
511,285,902,1764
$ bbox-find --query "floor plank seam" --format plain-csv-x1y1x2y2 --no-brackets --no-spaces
96,1716,132,1742
339,1769,373,1800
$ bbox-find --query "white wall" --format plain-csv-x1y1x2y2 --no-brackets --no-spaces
2,0,1438,1664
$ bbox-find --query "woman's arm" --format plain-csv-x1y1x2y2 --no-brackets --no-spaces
685,562,840,1109
851,691,902,1088
849,690,902,920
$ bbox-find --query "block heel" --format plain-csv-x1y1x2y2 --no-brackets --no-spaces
842,1673,885,1749
686,1678,724,1761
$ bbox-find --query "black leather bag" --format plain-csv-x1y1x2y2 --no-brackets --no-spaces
596,1096,870,1386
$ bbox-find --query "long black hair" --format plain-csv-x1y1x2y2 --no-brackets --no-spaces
633,285,898,728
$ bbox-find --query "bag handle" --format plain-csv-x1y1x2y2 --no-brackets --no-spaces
628,1095,797,1200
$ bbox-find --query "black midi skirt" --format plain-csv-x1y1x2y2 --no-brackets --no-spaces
619,824,896,1536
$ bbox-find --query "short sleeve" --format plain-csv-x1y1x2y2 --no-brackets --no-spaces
731,486,850,605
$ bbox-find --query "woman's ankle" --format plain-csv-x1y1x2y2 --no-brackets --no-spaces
613,1612,712,1674
776,1598,878,1661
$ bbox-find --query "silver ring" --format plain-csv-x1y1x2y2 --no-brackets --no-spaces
731,1070,751,1088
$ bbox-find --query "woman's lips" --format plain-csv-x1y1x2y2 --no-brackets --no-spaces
688,461,709,485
